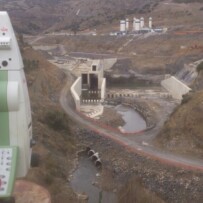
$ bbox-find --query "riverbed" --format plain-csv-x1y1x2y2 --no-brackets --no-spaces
70,155,117,203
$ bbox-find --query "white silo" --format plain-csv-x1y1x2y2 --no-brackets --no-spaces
126,18,129,31
133,17,136,31
120,20,126,32
140,17,144,28
135,19,140,31
149,17,152,29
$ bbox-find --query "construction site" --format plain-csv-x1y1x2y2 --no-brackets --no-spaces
1,0,203,202
26,20,203,201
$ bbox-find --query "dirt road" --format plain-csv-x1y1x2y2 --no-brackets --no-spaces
60,75,203,172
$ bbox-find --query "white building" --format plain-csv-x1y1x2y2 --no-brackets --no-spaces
120,20,126,32
140,17,144,28
118,16,159,34
149,17,152,29
135,19,140,31
126,18,129,31
71,60,106,111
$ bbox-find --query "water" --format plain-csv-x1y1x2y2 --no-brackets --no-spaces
70,156,117,203
116,105,146,133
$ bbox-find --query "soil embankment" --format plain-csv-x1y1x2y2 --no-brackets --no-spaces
22,46,78,203
155,89,203,158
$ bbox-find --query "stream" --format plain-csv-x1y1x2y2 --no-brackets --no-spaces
70,155,117,203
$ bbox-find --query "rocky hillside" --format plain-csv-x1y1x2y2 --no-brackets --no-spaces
21,44,78,203
1,0,203,35
155,68,203,158
0,0,159,34
174,0,203,2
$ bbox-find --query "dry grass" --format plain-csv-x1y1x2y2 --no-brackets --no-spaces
155,89,203,158
22,46,77,203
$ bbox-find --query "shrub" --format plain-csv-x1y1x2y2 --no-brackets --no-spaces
181,92,193,104
45,109,70,132
31,153,40,167
196,61,203,73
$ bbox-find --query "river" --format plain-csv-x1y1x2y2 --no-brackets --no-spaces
70,155,117,203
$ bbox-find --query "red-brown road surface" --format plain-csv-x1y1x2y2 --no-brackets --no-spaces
60,78,203,172
14,180,51,203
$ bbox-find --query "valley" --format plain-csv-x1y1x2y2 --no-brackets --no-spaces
1,0,203,202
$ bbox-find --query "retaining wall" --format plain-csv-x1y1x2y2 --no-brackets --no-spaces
103,58,117,70
70,77,81,111
101,78,106,101
161,76,191,100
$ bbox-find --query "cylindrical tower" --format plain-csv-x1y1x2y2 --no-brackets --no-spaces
126,18,129,31
120,20,126,32
135,19,140,31
140,17,144,28
149,17,152,29
133,17,136,31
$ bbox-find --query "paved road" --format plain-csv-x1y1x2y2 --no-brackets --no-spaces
69,52,119,59
60,75,203,172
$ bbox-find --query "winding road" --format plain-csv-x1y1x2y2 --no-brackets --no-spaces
60,73,203,172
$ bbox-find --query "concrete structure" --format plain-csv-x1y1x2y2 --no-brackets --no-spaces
81,60,104,90
107,89,171,99
161,76,191,100
126,18,129,31
135,19,140,31
139,28,152,34
102,58,117,71
80,104,103,118
140,17,144,28
0,11,33,199
71,60,106,116
117,16,166,35
71,77,81,111
133,17,136,31
149,17,152,29
120,20,126,32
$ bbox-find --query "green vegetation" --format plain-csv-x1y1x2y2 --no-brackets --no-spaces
196,61,203,73
24,59,39,71
45,109,70,132
69,23,80,35
181,92,193,104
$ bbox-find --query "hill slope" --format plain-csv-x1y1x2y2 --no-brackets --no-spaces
22,45,77,203
155,73,203,158
0,0,158,34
